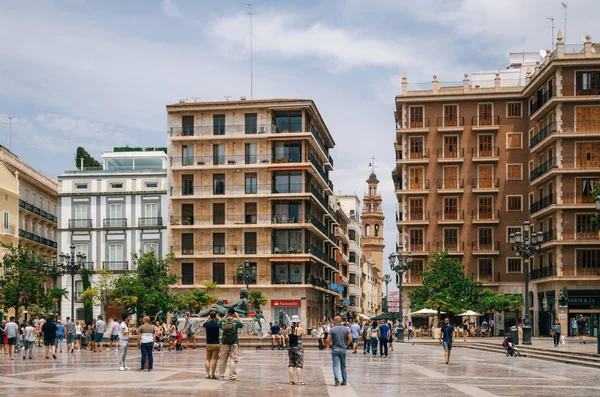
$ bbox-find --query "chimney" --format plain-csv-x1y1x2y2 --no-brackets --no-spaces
401,72,408,93
463,73,469,90
556,29,564,58
584,34,593,57
526,65,532,85
240,96,247,101
432,75,440,91
494,72,501,90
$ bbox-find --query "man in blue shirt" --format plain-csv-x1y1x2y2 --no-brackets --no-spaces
270,322,282,350
349,319,361,354
439,318,455,364
376,320,390,357
326,316,352,386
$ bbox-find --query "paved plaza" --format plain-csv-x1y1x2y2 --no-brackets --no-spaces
0,341,598,397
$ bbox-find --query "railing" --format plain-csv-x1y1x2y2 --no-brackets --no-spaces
173,245,282,255
310,127,330,156
560,231,599,241
436,147,464,159
396,149,430,160
531,264,555,280
562,84,600,97
102,261,129,271
529,122,555,148
309,154,329,184
310,185,328,209
310,215,329,237
471,241,500,252
436,241,464,252
404,117,430,129
406,242,430,252
471,146,500,158
18,229,57,248
328,154,334,167
561,193,595,204
171,214,289,225
471,178,500,189
471,209,500,220
436,209,464,221
561,119,600,134
19,199,57,223
171,183,302,196
436,116,465,127
529,158,554,181
564,44,585,54
406,210,429,221
103,218,127,228
308,245,327,262
139,217,163,227
436,178,464,189
542,229,554,243
169,123,277,137
396,179,430,190
170,154,276,166
529,90,553,115
530,193,554,213
471,115,500,127
575,267,600,276
69,219,92,228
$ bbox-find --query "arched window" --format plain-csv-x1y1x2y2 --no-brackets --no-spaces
374,224,379,236
365,224,370,237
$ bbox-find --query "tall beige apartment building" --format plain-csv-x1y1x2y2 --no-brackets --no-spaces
166,98,351,328
394,32,600,336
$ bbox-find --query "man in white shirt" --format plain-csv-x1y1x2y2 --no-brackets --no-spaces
109,318,120,351
94,315,106,353
5,317,19,360
119,313,132,371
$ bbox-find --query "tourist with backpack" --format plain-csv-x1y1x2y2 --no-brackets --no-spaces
218,307,244,381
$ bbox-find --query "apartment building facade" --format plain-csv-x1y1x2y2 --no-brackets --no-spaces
58,150,168,320
0,160,19,260
361,173,384,316
394,32,600,336
166,98,346,329
338,194,364,315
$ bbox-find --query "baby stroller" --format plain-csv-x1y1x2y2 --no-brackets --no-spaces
175,331,184,351
503,337,521,357
154,331,165,351
15,334,23,354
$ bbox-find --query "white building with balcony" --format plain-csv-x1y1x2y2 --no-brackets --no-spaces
337,194,363,315
58,150,168,320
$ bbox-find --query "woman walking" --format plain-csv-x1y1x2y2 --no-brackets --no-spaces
287,315,306,385
22,320,36,360
463,319,469,342
368,320,378,356
75,321,83,350
408,322,414,342
168,319,177,351
551,318,561,347
138,316,155,371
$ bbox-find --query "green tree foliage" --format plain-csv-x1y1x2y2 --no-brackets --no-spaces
0,243,49,319
175,289,211,313
26,304,47,320
80,267,93,324
110,252,177,321
248,291,268,310
42,287,68,315
81,269,115,319
473,289,524,314
201,280,219,302
591,181,600,226
75,147,101,168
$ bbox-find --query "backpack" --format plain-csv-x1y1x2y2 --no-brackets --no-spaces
222,319,237,344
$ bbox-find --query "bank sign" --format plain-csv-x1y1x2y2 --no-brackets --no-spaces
271,300,302,307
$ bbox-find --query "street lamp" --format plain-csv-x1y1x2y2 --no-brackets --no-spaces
509,221,543,345
238,260,256,291
58,244,87,320
388,245,413,343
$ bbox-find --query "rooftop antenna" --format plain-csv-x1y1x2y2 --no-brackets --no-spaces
242,3,253,99
561,2,567,45
223,96,232,101
2,116,11,150
368,154,378,175
546,17,555,48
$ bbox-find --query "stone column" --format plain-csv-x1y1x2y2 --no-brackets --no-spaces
556,30,564,58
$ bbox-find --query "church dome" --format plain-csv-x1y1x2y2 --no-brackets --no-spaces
367,173,379,183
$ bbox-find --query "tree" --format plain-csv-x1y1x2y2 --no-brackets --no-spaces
81,269,115,319
42,287,69,316
201,280,219,300
175,289,211,313
80,267,93,324
27,304,48,320
0,243,49,319
248,291,267,310
591,181,600,227
110,252,177,322
75,147,101,168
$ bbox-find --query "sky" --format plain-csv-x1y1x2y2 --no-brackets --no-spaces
1,0,599,281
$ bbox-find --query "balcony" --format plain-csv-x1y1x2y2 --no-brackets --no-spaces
103,218,127,228
394,178,430,193
436,209,465,224
436,241,464,255
309,154,332,190
171,183,289,197
531,264,556,280
471,146,500,161
561,119,600,135
436,116,465,129
563,230,600,242
436,178,464,193
436,147,464,162
102,261,129,272
530,193,554,214
471,115,500,129
562,85,600,97
310,215,330,238
169,123,277,137
471,241,500,255
471,209,500,223
471,178,500,192
170,154,275,167
139,217,163,227
19,199,57,223
310,185,328,210
406,242,430,256
529,90,553,116
529,123,555,149
395,149,430,163
18,229,57,248
529,158,554,182
397,210,429,225
561,193,596,205
542,229,555,244
68,219,92,229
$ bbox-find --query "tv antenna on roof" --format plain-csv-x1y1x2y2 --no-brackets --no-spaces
546,17,555,48
561,2,567,45
224,96,232,101
242,3,253,99
368,154,378,174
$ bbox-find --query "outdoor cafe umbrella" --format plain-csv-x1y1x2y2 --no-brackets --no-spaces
457,310,483,316
409,308,444,316
369,313,394,320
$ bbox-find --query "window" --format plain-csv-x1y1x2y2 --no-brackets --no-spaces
74,244,88,258
273,141,302,163
245,143,257,164
32,193,36,204
576,214,597,236
144,202,158,225
213,144,225,165
182,115,194,136
478,134,493,157
479,258,493,281
478,228,493,248
213,174,225,195
506,132,522,149
273,230,302,253
443,135,459,159
507,196,522,211
75,281,84,300
273,263,302,284
409,229,424,250
181,263,194,285
443,197,458,220
577,178,599,203
507,258,522,273
108,243,124,263
273,201,300,223
181,233,194,255
478,103,493,125
245,113,257,134
374,224,379,236
507,164,522,181
145,181,159,189
213,115,225,135
577,250,600,269
576,142,600,168
182,175,194,195
408,167,424,189
409,106,424,128
213,233,225,254
75,183,88,190
109,203,123,220
409,198,424,220
213,203,225,225
245,202,257,224
144,243,159,257
443,228,458,250
348,230,356,241
272,171,302,193
349,251,357,263
575,106,600,132
244,232,257,254
478,197,493,219
212,262,225,284
39,197,43,209
409,137,424,159
443,166,459,188
410,259,424,281
245,173,257,194
274,111,302,132
443,105,458,126
74,204,88,221
182,145,193,166
2,211,9,233
576,71,600,94
507,102,522,118
181,204,194,225
24,189,29,201
110,182,123,189
507,226,522,242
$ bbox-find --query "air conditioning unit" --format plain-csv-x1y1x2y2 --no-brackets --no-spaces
259,126,266,134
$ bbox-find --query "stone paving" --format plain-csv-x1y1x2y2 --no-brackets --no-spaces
0,340,598,396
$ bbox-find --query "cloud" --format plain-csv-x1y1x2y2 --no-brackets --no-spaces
162,0,182,19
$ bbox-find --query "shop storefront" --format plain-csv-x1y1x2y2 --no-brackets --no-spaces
567,290,600,337
271,299,301,325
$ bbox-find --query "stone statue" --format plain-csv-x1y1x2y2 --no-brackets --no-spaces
279,309,285,326
199,288,249,317
199,298,228,317
154,310,163,324
254,308,265,332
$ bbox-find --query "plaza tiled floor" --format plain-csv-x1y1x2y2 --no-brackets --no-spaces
0,341,598,396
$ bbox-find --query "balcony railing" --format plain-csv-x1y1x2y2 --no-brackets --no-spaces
406,210,429,221
471,146,500,159
471,178,500,189
557,230,599,241
471,209,500,221
69,219,92,228
436,116,465,127
471,115,500,127
531,264,556,280
103,218,127,228
471,241,500,252
406,242,430,253
169,123,277,137
575,266,600,276
170,154,276,166
436,178,464,189
139,217,163,227
102,261,129,271
529,158,554,181
530,193,554,213
436,147,464,159
308,245,326,262
310,215,329,237
561,193,595,204
19,199,57,223
403,117,430,129
436,241,464,252
309,154,330,185
562,84,600,97
396,179,430,191
529,90,553,115
529,122,555,149
310,185,328,209
436,209,464,221
171,214,306,226
396,149,430,160
171,183,303,196
18,229,57,248
542,229,554,243
561,119,600,134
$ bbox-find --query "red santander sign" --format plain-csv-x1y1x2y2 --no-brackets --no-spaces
271,300,301,307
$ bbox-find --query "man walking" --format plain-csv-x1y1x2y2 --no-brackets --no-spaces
377,320,390,357
94,315,106,353
183,313,196,350
55,320,65,353
118,313,132,371
349,319,360,354
439,318,455,364
109,318,120,351
5,317,19,360
42,316,58,360
326,316,352,387
202,310,221,379
577,315,587,344
218,307,243,381
361,321,370,354
65,317,76,353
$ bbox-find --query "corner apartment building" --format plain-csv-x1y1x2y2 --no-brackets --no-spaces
166,98,348,329
58,150,168,320
0,158,19,258
394,32,600,336
338,194,364,315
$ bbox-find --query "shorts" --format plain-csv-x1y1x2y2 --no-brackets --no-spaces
577,329,585,336
111,334,119,341
206,344,220,360
442,341,452,351
67,333,75,344
94,333,103,343
288,346,304,368
187,332,195,339
169,335,177,340
76,334,82,340
0,336,4,345
44,338,54,346
7,337,16,346
352,337,359,344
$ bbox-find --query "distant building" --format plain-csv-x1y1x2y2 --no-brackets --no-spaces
361,172,384,315
337,194,364,315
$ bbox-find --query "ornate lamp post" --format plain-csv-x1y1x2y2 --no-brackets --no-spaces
388,245,413,343
238,260,256,291
509,221,543,345
58,244,87,320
